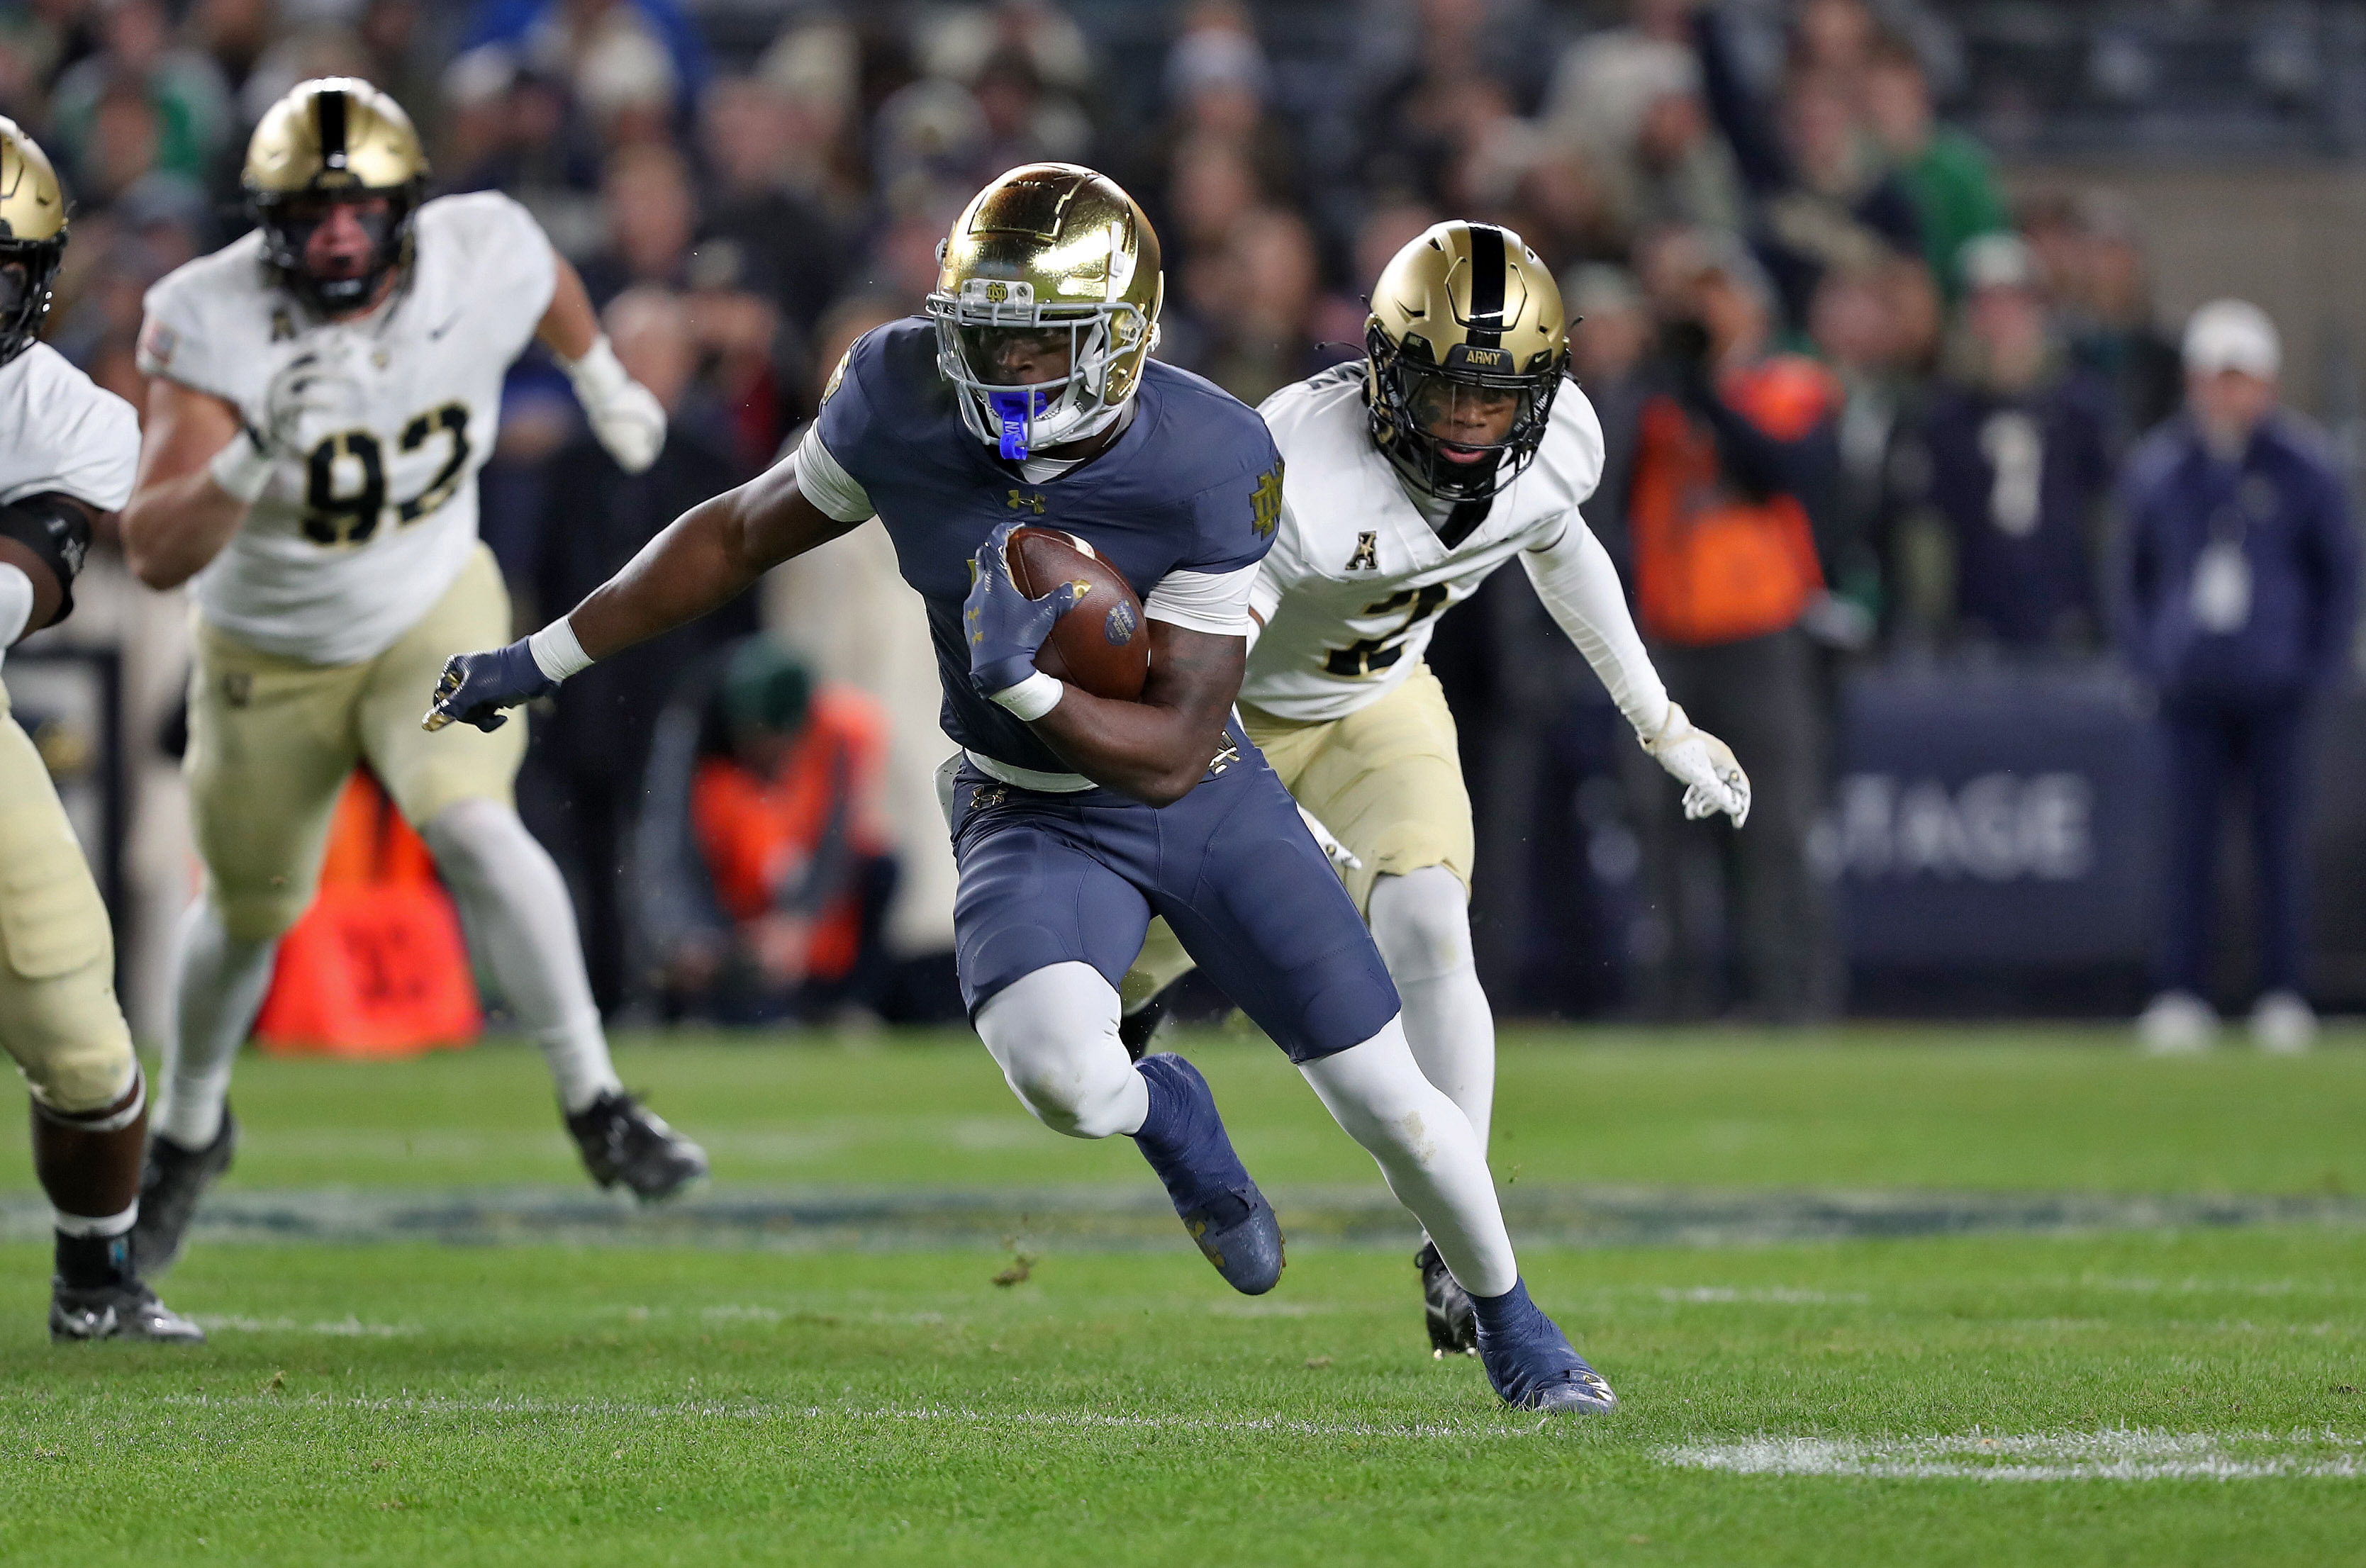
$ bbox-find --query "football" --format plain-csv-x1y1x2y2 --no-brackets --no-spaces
1006,525,1151,701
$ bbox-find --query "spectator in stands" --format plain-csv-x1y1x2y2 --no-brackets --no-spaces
2073,193,2184,442
2116,301,2360,1055
1620,230,1841,1022
518,287,755,1012
1898,233,2113,651
1566,262,1654,569
635,640,896,1026
460,0,709,138
1693,0,1926,336
1860,34,2007,303
48,0,231,194
698,74,840,335
577,137,694,304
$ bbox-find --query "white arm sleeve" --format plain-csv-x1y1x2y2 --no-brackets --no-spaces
1144,560,1260,636
1521,515,1671,737
793,424,876,525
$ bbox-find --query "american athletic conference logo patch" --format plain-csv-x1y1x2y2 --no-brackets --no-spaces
1104,600,1138,645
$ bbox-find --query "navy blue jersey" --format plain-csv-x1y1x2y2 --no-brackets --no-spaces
815,319,1284,774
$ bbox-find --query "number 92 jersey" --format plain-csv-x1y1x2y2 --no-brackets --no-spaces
1240,363,1607,723
136,191,557,666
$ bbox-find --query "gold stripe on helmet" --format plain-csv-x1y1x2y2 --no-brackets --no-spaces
0,118,67,245
244,77,428,196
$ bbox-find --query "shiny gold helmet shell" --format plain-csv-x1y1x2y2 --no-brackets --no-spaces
243,77,429,315
0,118,68,367
1366,220,1570,501
925,162,1164,459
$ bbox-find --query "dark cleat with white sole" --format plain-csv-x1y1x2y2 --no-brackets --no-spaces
566,1091,709,1202
1472,1279,1617,1413
50,1279,205,1345
1417,1239,1478,1357
130,1108,237,1278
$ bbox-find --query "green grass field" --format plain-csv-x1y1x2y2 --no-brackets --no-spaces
1,1026,2362,1566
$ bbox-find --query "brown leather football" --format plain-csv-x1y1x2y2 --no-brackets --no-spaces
1006,526,1150,701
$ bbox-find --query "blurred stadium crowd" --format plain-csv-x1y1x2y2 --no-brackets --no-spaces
6,0,2364,1036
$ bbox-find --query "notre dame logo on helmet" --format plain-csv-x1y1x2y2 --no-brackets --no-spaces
1250,462,1283,538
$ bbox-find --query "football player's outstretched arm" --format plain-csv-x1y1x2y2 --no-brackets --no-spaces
1027,621,1245,807
425,463,859,732
122,379,252,591
536,248,668,475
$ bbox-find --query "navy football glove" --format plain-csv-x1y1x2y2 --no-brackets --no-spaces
422,639,554,733
963,517,1076,696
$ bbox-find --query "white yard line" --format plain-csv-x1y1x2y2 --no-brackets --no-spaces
1663,1428,2366,1482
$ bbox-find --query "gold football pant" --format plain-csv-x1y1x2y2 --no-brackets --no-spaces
0,682,137,1113
186,542,527,943
1122,663,1473,1009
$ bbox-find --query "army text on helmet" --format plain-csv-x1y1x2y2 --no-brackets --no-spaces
925,162,1165,462
1364,221,1570,503
243,77,429,318
0,118,68,369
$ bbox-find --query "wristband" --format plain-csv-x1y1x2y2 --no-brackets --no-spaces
986,669,1064,722
559,335,631,407
207,430,274,503
528,617,596,683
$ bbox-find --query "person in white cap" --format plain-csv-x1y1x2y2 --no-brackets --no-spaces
2113,299,2360,1053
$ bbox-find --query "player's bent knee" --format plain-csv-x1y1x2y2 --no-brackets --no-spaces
1000,1060,1137,1139
1367,868,1473,982
16,1022,137,1117
976,963,1139,1139
211,885,310,946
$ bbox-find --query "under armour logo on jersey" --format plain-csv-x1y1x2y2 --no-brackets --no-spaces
1344,532,1378,571
1006,489,1046,513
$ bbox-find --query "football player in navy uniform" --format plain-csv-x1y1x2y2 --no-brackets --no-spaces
426,165,1615,1413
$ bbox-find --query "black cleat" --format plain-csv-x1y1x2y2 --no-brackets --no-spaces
51,1279,206,1345
1132,1053,1285,1294
131,1109,237,1278
1473,1279,1618,1414
1417,1239,1478,1357
566,1091,708,1202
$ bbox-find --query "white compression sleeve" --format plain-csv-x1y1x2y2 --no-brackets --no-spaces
420,799,620,1112
1300,1015,1517,1297
158,900,279,1148
1367,868,1496,1150
1520,518,1671,737
973,962,1149,1139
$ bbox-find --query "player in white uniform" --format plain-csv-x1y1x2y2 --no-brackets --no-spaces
1120,223,1749,1354
0,121,201,1341
121,79,707,1274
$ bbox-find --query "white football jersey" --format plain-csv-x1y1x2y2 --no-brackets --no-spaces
1241,363,1607,722
0,342,140,513
138,191,558,665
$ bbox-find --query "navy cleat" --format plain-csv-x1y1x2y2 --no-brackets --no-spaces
1131,1053,1285,1294
1471,1279,1617,1413
130,1108,237,1278
566,1091,710,1202
51,1279,206,1345
1416,1240,1478,1357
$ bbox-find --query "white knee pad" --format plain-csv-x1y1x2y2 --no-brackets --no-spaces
974,963,1147,1140
1368,867,1473,982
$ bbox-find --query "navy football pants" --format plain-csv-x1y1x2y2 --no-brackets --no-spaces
947,736,1401,1063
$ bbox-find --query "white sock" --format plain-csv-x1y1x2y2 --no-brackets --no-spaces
54,1202,137,1238
1300,1014,1517,1297
158,899,277,1148
421,799,620,1113
974,961,1149,1139
1368,867,1495,1149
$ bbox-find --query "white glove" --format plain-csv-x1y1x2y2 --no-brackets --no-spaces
260,344,365,454
561,335,666,474
1640,701,1750,826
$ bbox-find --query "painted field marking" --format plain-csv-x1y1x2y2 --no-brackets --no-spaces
1663,1428,2366,1482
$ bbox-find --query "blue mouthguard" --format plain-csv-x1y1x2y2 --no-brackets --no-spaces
987,388,1049,461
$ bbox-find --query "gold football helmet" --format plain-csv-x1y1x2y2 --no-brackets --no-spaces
243,77,429,314
925,163,1164,460
0,118,67,367
1366,221,1570,501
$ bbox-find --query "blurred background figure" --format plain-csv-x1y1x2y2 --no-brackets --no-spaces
2117,303,2360,1055
634,640,895,1027
1892,233,2113,651
518,286,755,1017
1620,232,1841,1022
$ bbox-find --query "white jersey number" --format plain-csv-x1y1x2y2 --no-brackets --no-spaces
299,401,472,547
